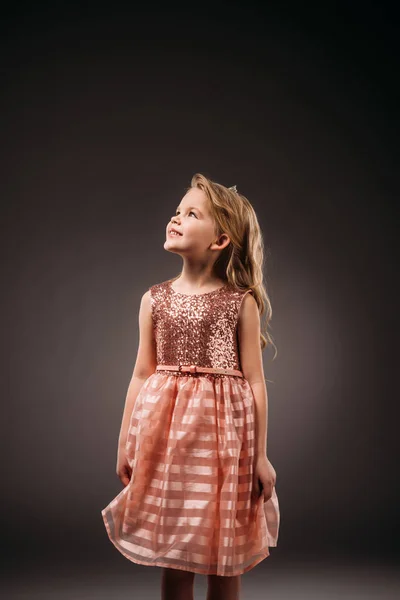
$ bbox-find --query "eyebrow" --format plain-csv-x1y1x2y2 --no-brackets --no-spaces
176,205,203,215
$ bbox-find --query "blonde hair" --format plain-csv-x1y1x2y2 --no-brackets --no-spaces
174,172,277,360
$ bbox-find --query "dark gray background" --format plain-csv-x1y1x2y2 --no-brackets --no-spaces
1,1,398,598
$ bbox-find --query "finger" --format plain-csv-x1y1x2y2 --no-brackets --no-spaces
121,474,130,486
252,479,260,499
262,485,273,502
254,479,263,500
118,468,131,486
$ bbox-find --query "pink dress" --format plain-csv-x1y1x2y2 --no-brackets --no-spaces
101,279,280,576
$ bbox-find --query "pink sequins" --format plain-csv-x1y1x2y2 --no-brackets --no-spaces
150,279,253,372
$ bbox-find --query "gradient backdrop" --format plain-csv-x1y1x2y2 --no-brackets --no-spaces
1,2,398,598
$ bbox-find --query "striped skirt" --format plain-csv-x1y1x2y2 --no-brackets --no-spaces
101,370,280,576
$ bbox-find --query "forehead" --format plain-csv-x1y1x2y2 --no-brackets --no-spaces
177,187,209,210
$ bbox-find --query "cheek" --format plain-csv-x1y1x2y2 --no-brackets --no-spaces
185,221,200,234
186,221,214,242
189,224,209,239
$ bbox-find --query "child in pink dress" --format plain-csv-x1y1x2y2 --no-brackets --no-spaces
101,173,280,599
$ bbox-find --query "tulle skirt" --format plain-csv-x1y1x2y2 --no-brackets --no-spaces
101,371,280,576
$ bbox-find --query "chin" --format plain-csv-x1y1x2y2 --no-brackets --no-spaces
164,240,182,255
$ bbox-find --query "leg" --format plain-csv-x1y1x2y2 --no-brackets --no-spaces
206,574,241,600
161,567,196,600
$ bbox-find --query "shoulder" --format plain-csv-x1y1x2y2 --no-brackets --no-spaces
147,280,172,313
148,279,171,296
236,288,258,322
138,289,152,314
221,285,257,323
141,289,151,304
238,288,256,303
227,284,255,303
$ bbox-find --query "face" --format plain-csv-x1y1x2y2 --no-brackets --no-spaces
164,187,228,257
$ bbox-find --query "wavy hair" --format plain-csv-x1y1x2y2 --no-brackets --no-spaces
172,172,277,360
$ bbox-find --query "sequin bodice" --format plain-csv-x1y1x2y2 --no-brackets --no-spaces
149,279,253,371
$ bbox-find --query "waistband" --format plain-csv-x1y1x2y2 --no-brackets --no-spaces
156,364,244,377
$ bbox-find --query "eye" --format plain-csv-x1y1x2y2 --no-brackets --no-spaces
175,210,197,218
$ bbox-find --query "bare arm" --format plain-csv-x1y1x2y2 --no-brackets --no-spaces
237,292,268,457
118,289,157,450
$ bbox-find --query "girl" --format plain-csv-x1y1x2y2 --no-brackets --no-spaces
101,173,280,600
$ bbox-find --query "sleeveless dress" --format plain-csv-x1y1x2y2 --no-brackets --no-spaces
101,279,280,576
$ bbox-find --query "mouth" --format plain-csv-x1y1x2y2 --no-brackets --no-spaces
168,229,183,237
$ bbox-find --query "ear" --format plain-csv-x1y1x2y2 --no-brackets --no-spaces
211,233,231,251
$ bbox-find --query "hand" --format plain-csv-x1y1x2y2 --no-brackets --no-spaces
252,455,277,503
116,445,132,487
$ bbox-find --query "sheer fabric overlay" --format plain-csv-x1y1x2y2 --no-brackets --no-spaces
102,371,280,576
